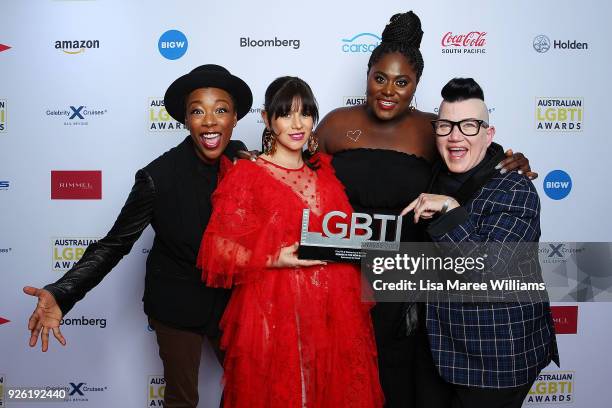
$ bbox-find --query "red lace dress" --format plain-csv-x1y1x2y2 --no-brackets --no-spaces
197,153,383,408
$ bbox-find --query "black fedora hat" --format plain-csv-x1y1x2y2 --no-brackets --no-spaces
164,64,253,124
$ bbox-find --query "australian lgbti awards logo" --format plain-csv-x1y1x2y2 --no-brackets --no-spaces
46,105,107,126
158,30,188,60
441,31,487,54
0,99,6,132
53,237,99,271
0,374,4,407
536,97,583,131
148,376,165,407
55,40,100,55
148,98,186,131
51,170,102,200
550,306,578,334
344,96,366,106
525,371,574,404
341,33,381,53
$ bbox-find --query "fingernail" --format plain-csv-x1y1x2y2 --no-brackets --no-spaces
500,168,507,174
494,163,502,170
518,170,523,175
250,157,256,162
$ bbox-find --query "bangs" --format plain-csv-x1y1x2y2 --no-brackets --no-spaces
268,79,319,123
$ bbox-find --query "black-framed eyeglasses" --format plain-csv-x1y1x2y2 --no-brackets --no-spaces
431,119,489,137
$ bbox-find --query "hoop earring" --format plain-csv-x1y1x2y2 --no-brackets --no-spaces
262,129,276,155
307,133,319,154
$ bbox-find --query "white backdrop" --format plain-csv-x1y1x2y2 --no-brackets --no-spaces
1,0,610,406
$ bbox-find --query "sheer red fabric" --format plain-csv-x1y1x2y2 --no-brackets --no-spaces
198,153,383,408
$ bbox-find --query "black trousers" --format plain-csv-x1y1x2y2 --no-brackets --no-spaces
371,302,418,408
149,318,224,408
414,326,534,408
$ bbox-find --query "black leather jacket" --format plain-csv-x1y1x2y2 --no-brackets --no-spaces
45,137,246,333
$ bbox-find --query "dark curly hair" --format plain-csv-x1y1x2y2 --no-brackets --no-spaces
367,11,424,81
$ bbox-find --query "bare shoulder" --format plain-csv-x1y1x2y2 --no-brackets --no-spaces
316,106,364,152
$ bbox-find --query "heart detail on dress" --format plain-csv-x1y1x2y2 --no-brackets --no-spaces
346,130,362,142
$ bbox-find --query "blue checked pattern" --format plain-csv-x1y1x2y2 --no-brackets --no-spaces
427,170,559,388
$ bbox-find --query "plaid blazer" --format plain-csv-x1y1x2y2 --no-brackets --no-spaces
425,156,559,388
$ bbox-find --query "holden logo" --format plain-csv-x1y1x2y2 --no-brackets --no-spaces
533,35,551,53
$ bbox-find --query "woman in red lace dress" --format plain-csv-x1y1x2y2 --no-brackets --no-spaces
197,76,383,408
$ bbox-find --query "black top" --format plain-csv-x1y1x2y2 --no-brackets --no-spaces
331,148,432,242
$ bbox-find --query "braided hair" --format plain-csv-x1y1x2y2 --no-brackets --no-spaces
367,11,424,81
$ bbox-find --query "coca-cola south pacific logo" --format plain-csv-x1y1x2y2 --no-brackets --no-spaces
441,31,487,54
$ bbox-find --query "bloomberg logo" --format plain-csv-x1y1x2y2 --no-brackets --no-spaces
341,33,381,53
158,30,188,60
240,37,300,49
543,170,572,200
533,35,588,53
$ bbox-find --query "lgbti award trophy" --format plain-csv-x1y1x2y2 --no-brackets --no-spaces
298,209,402,263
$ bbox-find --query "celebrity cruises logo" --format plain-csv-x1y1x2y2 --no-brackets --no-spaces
0,99,6,132
51,171,102,200
55,40,100,54
536,97,583,131
441,31,487,54
46,105,108,126
148,98,186,131
341,33,381,53
53,237,100,271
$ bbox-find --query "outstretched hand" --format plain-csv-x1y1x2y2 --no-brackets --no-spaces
269,242,327,268
23,286,66,352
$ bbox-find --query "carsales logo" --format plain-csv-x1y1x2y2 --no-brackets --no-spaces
441,31,487,54
51,171,102,200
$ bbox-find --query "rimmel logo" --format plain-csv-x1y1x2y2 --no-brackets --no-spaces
51,171,102,199
158,30,188,60
0,43,11,53
550,306,578,334
441,31,487,54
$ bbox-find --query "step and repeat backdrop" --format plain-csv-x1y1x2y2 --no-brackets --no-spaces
1,0,610,406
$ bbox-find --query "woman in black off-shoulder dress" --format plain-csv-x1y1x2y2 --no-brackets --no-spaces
315,11,533,408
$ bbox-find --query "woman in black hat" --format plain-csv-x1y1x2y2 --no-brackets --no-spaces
23,64,253,408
